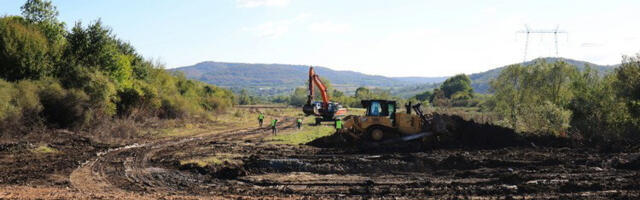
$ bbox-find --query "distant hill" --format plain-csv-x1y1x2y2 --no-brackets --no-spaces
392,57,618,97
468,57,618,93
171,62,446,96
172,58,618,97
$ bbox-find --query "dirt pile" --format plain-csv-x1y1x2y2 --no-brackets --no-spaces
307,114,578,150
613,154,640,170
306,132,352,148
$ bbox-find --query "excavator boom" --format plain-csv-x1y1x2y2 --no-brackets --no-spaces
303,67,347,121
307,67,329,109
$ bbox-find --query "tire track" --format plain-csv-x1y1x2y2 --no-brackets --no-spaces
70,117,296,197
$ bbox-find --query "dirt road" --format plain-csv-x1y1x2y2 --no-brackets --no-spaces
2,114,640,199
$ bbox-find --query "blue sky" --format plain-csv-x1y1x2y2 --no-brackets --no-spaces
2,0,639,77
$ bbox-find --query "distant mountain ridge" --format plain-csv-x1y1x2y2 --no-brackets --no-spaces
171,58,617,96
171,61,446,95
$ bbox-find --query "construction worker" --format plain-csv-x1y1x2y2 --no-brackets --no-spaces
296,118,303,129
335,118,343,131
258,113,264,127
271,118,278,135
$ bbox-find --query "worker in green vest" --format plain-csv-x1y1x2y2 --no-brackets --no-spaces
258,113,264,127
296,118,303,130
335,118,343,131
271,118,278,135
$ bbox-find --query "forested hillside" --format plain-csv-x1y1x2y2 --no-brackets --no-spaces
172,61,447,96
175,58,616,97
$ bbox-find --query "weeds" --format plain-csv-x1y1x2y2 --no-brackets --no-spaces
30,144,58,154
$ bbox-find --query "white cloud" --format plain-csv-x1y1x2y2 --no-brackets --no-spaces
308,21,351,33
243,13,310,39
236,0,291,8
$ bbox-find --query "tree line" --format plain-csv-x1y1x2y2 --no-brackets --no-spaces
0,0,234,135
486,58,640,141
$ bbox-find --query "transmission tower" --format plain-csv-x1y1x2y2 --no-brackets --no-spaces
517,25,567,62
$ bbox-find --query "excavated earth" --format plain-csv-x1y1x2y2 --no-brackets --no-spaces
1,114,640,199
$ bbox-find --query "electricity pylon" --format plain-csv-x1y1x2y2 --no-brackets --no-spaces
517,25,567,62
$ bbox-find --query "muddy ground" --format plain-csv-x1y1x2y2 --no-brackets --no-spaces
1,113,640,199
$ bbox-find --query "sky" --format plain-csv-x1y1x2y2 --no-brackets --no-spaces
2,0,640,77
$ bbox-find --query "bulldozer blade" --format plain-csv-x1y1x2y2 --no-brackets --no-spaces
400,132,432,141
374,132,433,145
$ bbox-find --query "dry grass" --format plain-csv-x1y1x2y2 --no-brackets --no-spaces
179,153,242,167
151,107,304,138
268,125,335,145
30,144,59,154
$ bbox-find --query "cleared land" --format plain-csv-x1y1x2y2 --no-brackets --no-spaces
1,107,639,199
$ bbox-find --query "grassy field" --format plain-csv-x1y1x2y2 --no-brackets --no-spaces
266,107,364,145
151,107,303,138
268,125,336,145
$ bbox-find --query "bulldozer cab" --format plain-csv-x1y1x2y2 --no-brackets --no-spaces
362,100,396,118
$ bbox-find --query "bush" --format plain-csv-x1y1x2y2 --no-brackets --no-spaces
520,101,572,135
38,80,90,129
0,79,18,121
160,95,192,119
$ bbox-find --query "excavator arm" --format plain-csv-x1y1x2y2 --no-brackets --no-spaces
307,67,330,109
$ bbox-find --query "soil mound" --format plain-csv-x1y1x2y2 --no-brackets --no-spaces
307,114,577,150
306,132,352,148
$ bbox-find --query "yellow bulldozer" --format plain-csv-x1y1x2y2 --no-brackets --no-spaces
341,100,435,143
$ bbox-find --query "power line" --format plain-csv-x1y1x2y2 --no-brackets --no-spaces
517,25,568,62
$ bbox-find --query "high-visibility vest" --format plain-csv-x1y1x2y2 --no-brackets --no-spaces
258,114,264,120
297,119,302,123
271,120,277,127
336,120,343,129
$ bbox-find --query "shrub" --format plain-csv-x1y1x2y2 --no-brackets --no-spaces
160,95,191,119
0,79,18,121
38,80,90,129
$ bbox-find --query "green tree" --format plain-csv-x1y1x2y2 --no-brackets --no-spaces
238,89,252,105
614,55,640,119
488,64,528,130
0,17,54,81
289,87,307,106
440,74,473,99
355,87,370,99
414,90,433,101
63,20,133,87
430,88,450,107
21,0,58,23
569,68,631,140
488,61,575,134
20,0,65,47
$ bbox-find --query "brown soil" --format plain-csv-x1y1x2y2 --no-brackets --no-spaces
1,113,640,199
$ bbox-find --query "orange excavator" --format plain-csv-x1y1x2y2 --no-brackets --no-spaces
302,67,348,125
